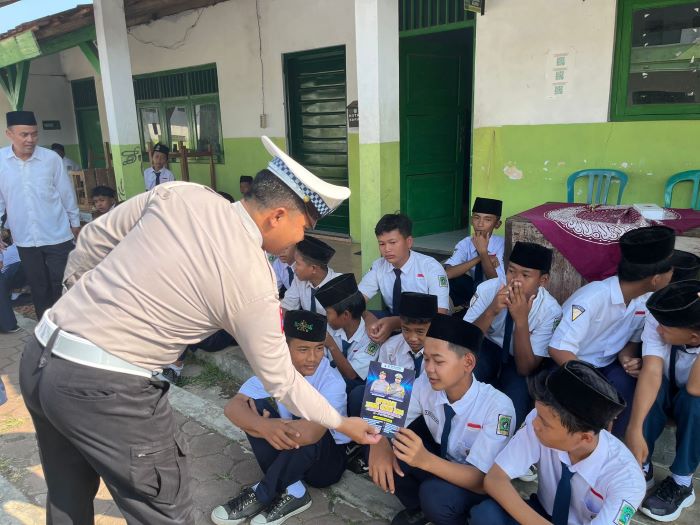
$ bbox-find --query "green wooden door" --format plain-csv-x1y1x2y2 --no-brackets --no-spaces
285,46,349,234
76,108,105,168
400,30,472,237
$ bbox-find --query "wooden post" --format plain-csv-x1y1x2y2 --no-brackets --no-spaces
103,141,113,169
179,141,189,182
208,144,217,190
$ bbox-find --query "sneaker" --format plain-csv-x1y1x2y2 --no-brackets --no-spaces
211,486,266,525
518,465,538,483
645,463,655,491
346,444,369,474
156,365,181,383
250,491,312,525
640,476,695,522
390,508,428,525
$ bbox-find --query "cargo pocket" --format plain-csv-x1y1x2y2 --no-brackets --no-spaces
130,437,186,505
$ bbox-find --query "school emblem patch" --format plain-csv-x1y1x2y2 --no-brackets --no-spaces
613,501,636,525
552,315,562,332
294,320,313,333
438,275,448,288
267,254,276,263
366,342,380,356
571,305,585,321
497,414,512,436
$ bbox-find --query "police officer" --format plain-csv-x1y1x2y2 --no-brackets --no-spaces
19,136,380,524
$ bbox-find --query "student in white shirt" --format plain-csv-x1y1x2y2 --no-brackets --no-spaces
316,273,379,397
626,280,700,522
369,314,515,525
281,235,337,315
0,228,22,333
143,143,175,191
549,226,675,438
359,213,450,343
473,361,646,525
466,242,562,427
444,197,505,309
0,111,80,320
377,292,438,377
211,310,349,525
50,143,80,172
270,244,296,298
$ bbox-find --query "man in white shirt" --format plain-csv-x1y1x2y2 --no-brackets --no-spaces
359,213,450,343
1,111,79,319
50,143,80,172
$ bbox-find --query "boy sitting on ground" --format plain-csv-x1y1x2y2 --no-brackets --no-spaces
471,361,646,525
368,314,515,525
444,197,505,309
626,279,700,522
211,310,349,525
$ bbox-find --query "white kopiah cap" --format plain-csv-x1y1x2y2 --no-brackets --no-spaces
261,136,351,219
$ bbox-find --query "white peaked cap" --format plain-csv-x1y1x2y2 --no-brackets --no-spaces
261,136,351,219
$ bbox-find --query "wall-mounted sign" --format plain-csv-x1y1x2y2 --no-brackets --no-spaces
42,120,61,130
465,0,485,15
347,100,359,128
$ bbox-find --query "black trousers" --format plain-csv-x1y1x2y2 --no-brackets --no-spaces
448,275,476,309
16,240,73,319
248,398,347,505
19,336,193,525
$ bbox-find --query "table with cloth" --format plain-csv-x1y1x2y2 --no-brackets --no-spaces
505,203,700,304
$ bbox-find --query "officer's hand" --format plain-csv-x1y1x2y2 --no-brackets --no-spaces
369,437,403,493
625,428,648,467
368,318,393,343
337,417,381,445
259,410,301,450
392,428,429,469
488,284,509,316
620,356,642,378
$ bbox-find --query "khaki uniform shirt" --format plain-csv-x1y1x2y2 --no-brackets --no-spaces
53,182,342,429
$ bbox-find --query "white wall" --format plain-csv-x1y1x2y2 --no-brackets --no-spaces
473,0,618,128
59,0,357,140
0,55,79,148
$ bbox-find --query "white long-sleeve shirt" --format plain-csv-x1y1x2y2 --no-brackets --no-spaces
0,146,79,247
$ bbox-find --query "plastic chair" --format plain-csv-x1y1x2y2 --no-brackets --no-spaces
664,170,700,210
566,169,629,205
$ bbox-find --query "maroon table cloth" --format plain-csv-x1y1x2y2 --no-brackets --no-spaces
518,203,700,282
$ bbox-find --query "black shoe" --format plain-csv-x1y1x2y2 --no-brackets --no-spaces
157,366,181,384
250,491,312,525
645,463,655,490
211,486,267,525
641,476,695,522
391,508,428,525
346,444,369,474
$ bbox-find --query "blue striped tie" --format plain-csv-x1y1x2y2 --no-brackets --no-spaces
551,462,574,525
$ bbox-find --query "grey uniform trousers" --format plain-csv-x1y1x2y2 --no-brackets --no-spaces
19,336,193,525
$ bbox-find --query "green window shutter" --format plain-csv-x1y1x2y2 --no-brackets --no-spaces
188,67,218,95
399,0,472,33
134,76,161,101
71,78,98,108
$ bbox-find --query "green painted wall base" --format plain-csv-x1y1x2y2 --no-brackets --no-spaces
348,131,360,241
112,143,146,200
358,141,400,272
472,120,700,234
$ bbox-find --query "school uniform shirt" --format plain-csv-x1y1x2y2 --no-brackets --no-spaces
143,167,175,191
549,276,649,368
464,278,562,358
54,183,344,430
281,268,339,315
376,333,423,374
270,255,295,291
642,315,700,387
405,373,515,473
0,244,20,273
239,357,350,445
444,234,506,282
62,156,80,172
495,409,646,525
327,318,379,380
0,146,80,247
358,250,450,312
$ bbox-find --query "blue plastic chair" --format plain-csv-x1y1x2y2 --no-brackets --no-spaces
664,170,700,210
566,169,629,205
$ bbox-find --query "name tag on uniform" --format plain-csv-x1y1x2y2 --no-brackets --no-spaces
634,310,646,316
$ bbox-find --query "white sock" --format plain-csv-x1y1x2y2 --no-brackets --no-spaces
285,481,306,498
642,463,650,474
10,292,20,300
672,473,693,488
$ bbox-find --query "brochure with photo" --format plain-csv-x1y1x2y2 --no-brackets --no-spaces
360,361,415,438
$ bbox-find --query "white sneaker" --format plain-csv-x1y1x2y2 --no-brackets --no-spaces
518,465,538,482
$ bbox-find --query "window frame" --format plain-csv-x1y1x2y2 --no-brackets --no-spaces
134,65,224,163
611,0,700,121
